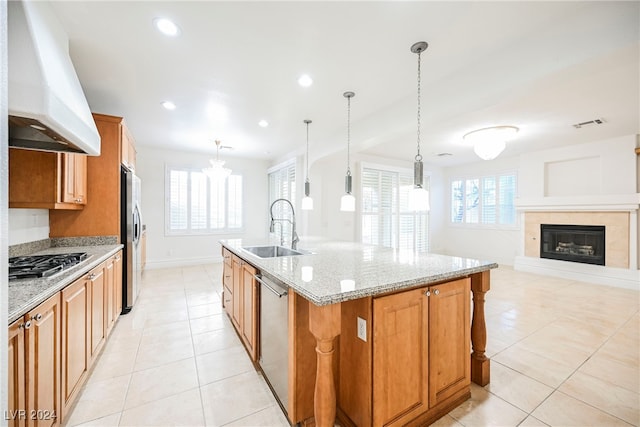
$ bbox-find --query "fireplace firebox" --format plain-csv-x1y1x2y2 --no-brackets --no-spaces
540,224,605,266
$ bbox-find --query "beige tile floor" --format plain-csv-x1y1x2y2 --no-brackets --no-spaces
66,264,639,427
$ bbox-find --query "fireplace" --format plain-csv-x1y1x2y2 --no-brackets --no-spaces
540,224,605,266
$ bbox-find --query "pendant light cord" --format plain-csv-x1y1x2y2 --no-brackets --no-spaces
347,94,352,176
416,50,422,162
305,121,310,181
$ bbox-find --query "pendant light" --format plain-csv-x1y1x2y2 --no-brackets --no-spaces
409,42,430,212
203,140,232,180
301,119,314,210
340,91,356,212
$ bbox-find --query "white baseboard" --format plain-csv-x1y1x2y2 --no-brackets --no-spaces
514,256,640,290
144,255,223,270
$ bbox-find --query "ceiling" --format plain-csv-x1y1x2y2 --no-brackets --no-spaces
49,1,640,166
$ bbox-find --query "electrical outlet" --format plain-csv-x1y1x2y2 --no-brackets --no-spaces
357,317,367,342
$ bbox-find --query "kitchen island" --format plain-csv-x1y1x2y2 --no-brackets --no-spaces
220,238,497,427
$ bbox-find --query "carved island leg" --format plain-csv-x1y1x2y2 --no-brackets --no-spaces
471,270,490,386
308,302,341,427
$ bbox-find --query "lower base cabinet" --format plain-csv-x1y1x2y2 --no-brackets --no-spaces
7,293,61,427
8,250,123,427
339,277,471,427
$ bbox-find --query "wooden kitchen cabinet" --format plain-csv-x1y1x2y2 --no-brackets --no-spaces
340,278,471,427
88,264,106,363
60,275,90,420
7,294,61,427
231,255,243,330
9,148,87,210
373,287,429,426
222,249,233,318
121,122,137,170
221,249,259,362
8,319,25,427
49,113,136,239
241,262,259,361
105,250,123,337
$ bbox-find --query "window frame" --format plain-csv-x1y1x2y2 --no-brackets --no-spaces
449,170,518,230
164,164,244,236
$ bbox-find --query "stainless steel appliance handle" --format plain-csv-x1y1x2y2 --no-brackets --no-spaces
255,274,288,298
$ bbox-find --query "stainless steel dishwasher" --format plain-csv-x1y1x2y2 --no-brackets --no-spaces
256,273,289,416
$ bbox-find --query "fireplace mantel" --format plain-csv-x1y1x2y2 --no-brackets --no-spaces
516,194,640,212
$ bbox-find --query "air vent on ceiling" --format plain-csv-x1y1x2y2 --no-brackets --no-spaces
573,118,605,129
436,152,453,157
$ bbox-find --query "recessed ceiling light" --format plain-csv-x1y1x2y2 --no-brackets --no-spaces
258,120,269,128
161,101,176,110
153,17,181,37
298,74,313,87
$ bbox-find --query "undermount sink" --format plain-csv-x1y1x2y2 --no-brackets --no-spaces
242,245,305,258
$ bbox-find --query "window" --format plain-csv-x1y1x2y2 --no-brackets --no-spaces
268,161,296,243
450,172,516,226
166,166,243,234
361,165,429,252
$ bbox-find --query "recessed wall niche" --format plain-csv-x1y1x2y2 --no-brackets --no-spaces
544,156,601,196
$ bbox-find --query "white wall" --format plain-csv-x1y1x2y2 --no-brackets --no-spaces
438,155,521,266
519,135,637,199
135,145,270,268
8,209,49,245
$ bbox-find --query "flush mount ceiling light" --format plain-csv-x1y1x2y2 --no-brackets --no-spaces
153,17,181,37
340,91,356,212
258,120,269,128
298,74,313,87
301,119,314,211
463,126,519,160
161,101,176,110
202,140,232,180
409,41,430,212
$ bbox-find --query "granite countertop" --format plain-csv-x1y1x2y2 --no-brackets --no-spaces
8,244,123,324
220,238,498,306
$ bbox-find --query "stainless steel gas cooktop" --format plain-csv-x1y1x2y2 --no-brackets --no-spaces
9,253,89,280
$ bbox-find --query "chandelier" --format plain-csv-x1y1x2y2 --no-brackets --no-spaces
203,140,232,179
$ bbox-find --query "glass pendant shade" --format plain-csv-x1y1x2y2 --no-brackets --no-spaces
409,186,430,211
301,181,313,210
340,193,356,212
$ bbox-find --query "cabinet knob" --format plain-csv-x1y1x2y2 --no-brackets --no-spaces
23,320,32,330
424,290,431,297
115,256,121,261
87,273,96,280
434,289,440,296
75,197,83,203
32,313,43,321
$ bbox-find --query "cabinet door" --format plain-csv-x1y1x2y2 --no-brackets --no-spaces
61,153,86,205
241,263,258,361
26,294,61,427
104,256,115,336
428,278,471,407
114,251,123,318
373,287,429,427
61,278,90,417
8,319,26,427
88,266,106,361
231,257,242,330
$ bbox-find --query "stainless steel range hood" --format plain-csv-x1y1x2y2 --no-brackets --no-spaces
8,0,101,155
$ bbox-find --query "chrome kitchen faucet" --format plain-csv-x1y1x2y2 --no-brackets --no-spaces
269,198,299,249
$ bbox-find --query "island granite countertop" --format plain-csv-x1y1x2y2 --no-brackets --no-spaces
220,238,498,306
8,244,123,324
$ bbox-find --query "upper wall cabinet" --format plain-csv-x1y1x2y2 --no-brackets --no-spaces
49,113,135,239
121,121,137,170
9,148,87,210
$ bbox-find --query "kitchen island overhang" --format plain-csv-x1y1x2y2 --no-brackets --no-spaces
219,238,497,427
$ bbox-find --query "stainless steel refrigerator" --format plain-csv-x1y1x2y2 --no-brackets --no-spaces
121,166,142,313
